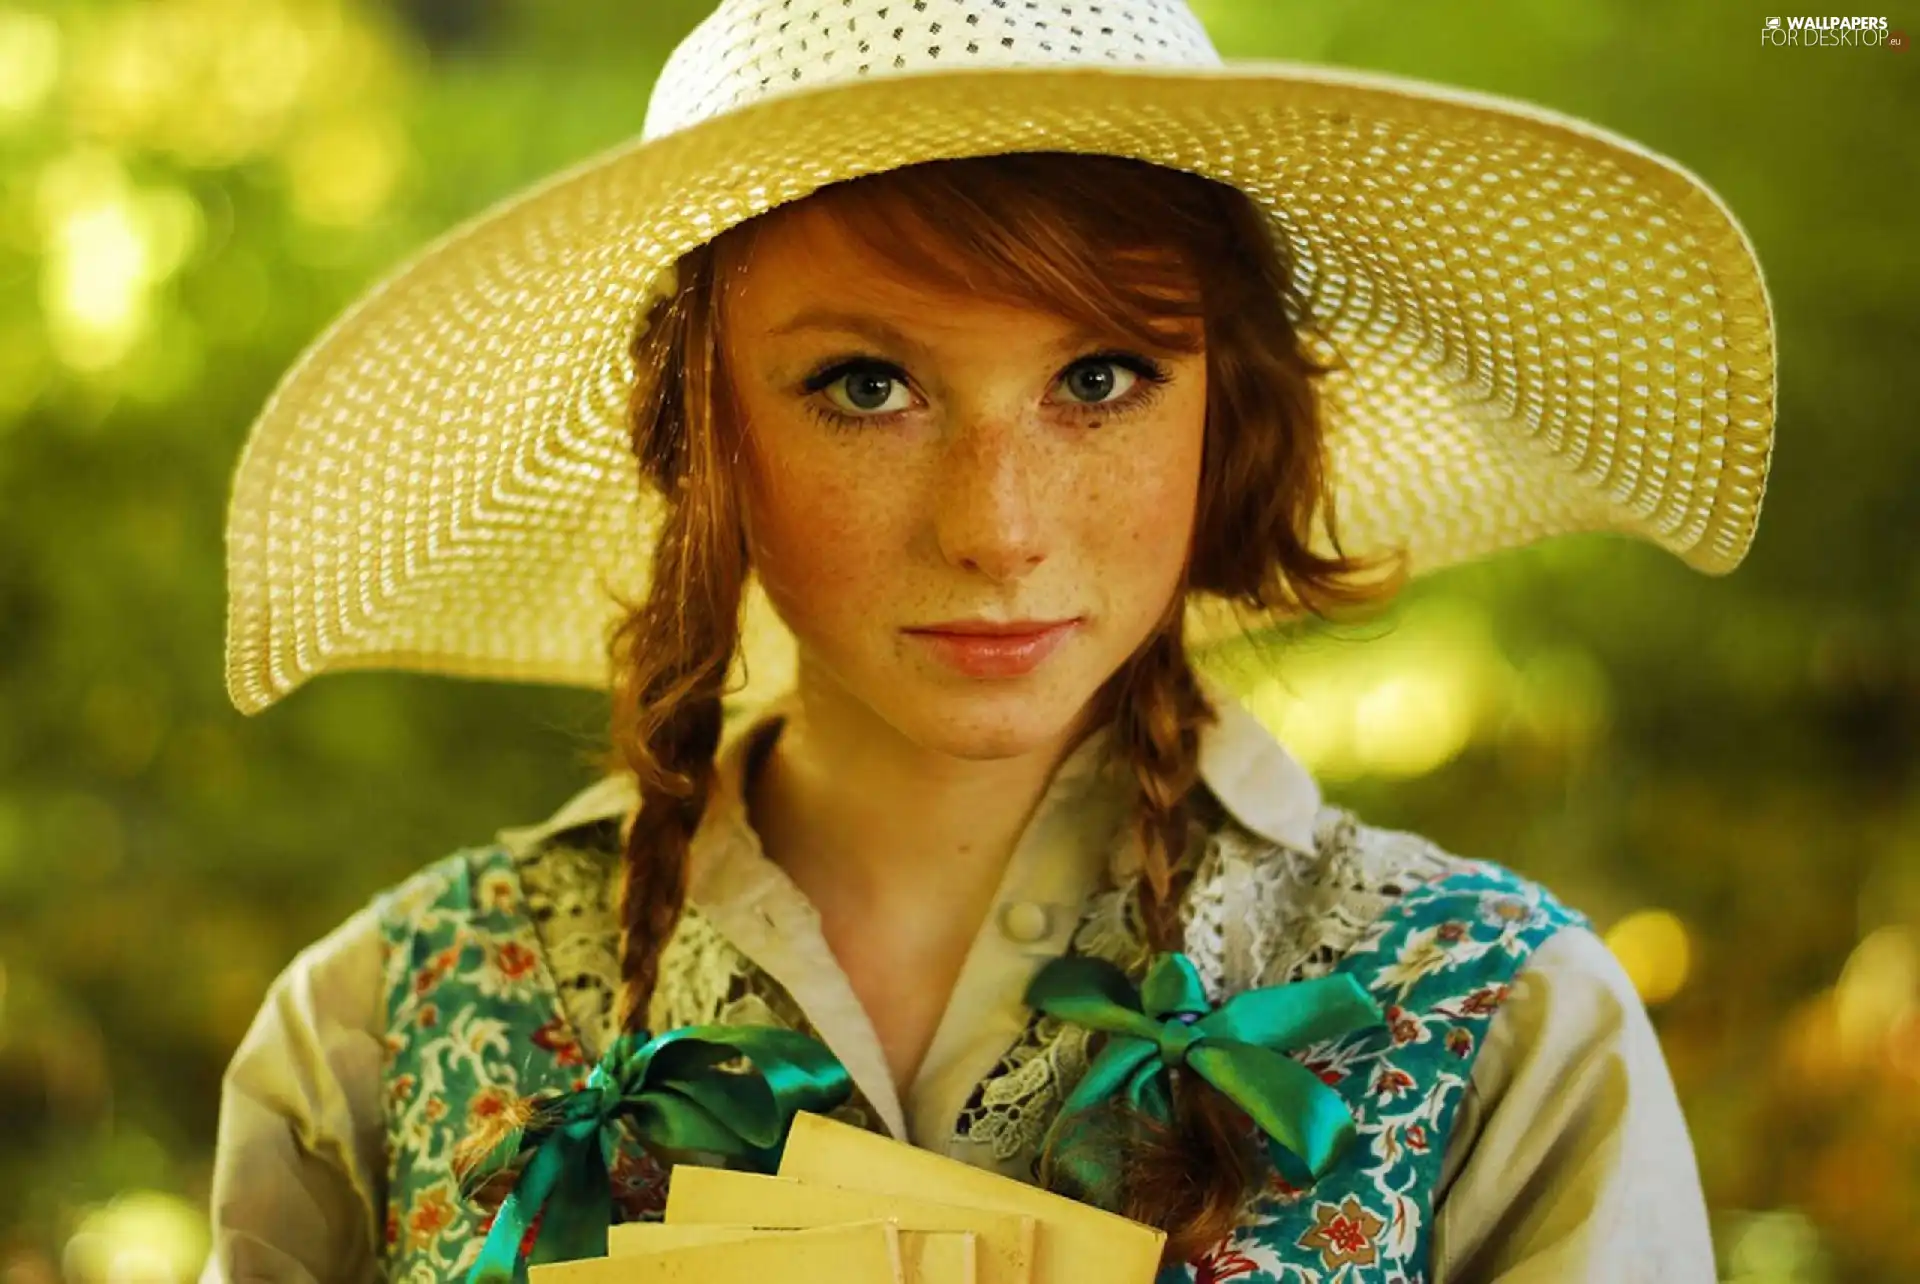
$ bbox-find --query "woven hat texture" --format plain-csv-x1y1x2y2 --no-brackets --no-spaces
223,0,1777,715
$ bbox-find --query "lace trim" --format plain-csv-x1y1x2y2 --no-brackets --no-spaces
509,796,1474,1181
512,818,885,1136
1190,806,1471,993
512,818,624,1056
951,799,1474,1176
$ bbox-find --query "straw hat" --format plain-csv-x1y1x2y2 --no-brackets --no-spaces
222,0,1776,717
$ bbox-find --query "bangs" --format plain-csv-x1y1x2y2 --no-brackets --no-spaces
737,153,1220,355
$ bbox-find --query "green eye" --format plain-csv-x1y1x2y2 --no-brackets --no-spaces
1060,359,1139,404
833,366,903,413
806,358,911,419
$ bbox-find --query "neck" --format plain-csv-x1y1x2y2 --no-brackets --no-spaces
744,669,1106,937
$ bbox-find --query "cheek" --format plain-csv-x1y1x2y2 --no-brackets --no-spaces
743,447,909,629
1076,413,1206,602
1115,448,1202,549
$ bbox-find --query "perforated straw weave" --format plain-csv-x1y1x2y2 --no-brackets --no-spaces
223,0,1776,716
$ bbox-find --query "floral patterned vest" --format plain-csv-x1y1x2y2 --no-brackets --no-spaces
373,798,1585,1284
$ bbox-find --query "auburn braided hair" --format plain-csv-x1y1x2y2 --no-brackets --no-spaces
455,152,1402,1266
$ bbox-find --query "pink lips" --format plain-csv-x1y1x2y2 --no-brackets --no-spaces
904,619,1081,679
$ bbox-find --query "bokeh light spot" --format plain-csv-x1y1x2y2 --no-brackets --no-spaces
1353,671,1476,777
1221,598,1513,782
0,8,61,120
1605,907,1693,1005
35,150,202,373
62,1191,209,1284
283,111,409,227
1834,925,1919,1064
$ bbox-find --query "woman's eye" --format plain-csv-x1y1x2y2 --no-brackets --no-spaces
824,364,911,415
1058,358,1138,405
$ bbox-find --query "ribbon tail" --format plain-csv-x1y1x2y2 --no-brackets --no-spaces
1034,1037,1162,1212
1185,1042,1359,1180
1122,1049,1173,1126
1059,1036,1160,1119
465,1129,574,1284
525,1135,614,1268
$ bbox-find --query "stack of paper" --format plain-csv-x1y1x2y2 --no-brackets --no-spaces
526,1109,1167,1284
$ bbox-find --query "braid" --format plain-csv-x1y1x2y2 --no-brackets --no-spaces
608,593,732,1033
608,240,748,1034
451,240,748,1220
1039,605,1265,1267
1113,620,1211,950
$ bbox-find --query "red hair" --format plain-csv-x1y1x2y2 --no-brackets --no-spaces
465,151,1403,1266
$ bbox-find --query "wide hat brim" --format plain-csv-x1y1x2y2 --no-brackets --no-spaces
223,59,1776,716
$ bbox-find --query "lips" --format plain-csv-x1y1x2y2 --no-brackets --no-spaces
904,619,1081,679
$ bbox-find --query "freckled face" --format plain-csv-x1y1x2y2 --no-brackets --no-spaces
717,200,1207,761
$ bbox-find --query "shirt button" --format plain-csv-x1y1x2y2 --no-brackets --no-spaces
999,900,1053,944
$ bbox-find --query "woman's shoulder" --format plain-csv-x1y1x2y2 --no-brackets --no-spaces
364,841,515,933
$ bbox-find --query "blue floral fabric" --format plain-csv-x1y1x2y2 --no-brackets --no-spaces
1159,868,1585,1283
372,839,1582,1283
374,847,675,1282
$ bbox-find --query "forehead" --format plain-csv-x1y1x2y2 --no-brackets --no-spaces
722,198,982,327
717,195,1202,355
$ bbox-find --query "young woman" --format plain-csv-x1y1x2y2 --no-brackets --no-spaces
204,2,1775,1281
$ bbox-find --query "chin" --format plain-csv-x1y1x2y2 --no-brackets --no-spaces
886,675,1099,761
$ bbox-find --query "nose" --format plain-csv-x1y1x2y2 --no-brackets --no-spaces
932,417,1048,583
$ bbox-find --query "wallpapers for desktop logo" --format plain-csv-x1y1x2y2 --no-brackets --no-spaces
1760,15,1907,48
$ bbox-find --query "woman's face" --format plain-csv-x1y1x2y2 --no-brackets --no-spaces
718,198,1208,761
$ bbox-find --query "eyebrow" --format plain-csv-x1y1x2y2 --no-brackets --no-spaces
767,307,1123,359
771,309,929,353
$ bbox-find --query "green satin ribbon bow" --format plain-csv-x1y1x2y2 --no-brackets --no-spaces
464,1023,852,1284
1025,951,1386,1200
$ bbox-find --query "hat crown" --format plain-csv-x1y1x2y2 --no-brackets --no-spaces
643,0,1224,140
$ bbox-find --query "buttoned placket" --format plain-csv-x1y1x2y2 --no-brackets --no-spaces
684,709,1134,1167
545,676,1326,1170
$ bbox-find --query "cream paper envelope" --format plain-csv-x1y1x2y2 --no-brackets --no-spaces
527,1219,902,1284
777,1110,1166,1284
665,1165,1027,1284
609,1221,977,1284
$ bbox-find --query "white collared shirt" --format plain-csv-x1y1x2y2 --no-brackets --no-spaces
200,685,1716,1282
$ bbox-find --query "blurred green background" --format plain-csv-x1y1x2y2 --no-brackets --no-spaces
1,0,1914,1279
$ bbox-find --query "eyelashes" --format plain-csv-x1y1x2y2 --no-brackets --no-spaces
798,350,1174,432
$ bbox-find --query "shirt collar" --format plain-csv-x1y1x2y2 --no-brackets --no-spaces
1192,670,1322,856
494,675,1322,883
